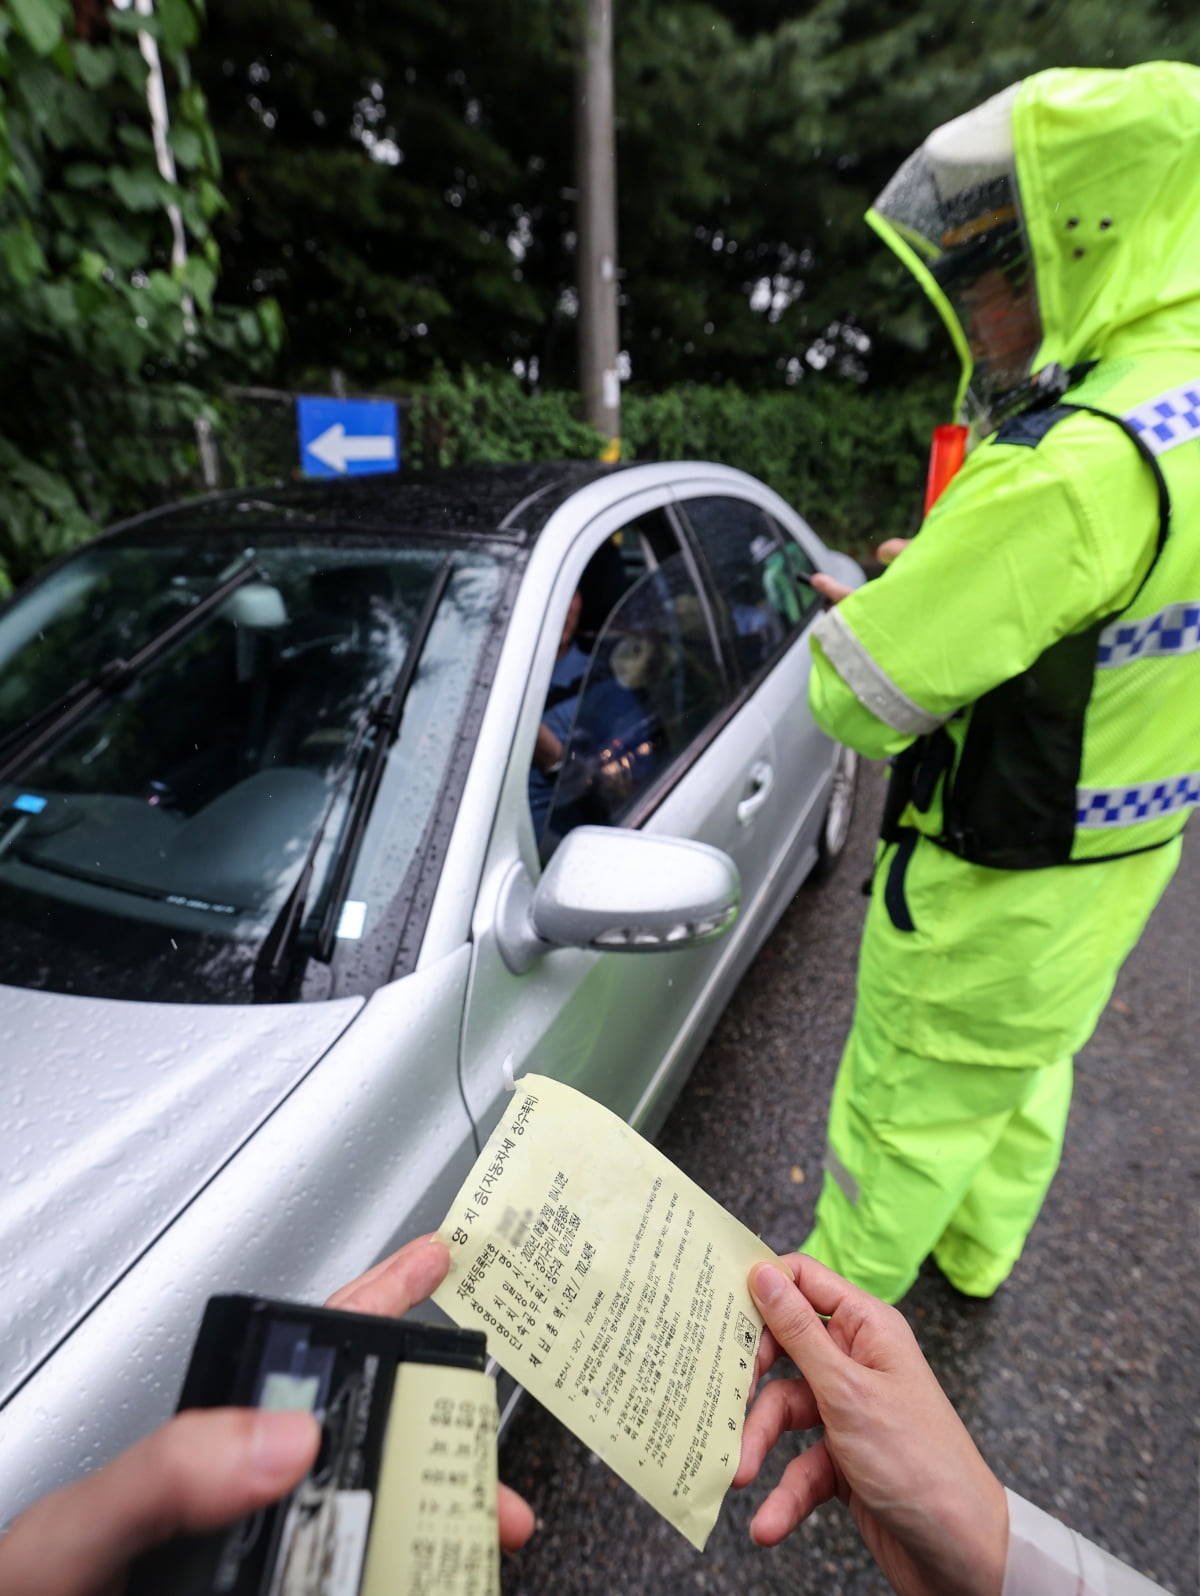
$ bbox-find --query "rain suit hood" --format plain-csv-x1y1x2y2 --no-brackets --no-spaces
871,62,1200,430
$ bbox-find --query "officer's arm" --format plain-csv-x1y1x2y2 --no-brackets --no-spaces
809,640,917,760
807,427,1158,757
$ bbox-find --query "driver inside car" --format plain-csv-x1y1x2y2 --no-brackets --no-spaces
527,586,648,849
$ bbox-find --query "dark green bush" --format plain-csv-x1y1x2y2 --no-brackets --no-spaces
403,367,946,555
4,367,948,595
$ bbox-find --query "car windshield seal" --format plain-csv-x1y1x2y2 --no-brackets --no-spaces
253,553,455,995
0,551,263,786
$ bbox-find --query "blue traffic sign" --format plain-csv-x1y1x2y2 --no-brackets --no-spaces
297,396,400,478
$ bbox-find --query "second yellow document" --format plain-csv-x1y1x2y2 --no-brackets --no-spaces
433,1074,777,1550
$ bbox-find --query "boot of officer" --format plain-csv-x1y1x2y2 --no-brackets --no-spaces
801,64,1200,1302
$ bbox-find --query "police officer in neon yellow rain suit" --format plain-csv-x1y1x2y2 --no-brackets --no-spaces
802,62,1200,1303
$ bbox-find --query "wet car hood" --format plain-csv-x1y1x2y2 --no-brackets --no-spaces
0,983,363,1408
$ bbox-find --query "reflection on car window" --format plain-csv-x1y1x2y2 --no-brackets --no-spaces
0,545,250,750
681,496,819,681
539,553,724,855
0,534,502,1003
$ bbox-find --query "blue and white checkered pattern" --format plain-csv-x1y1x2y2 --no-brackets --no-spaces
1076,772,1200,828
1122,382,1200,456
1096,600,1200,667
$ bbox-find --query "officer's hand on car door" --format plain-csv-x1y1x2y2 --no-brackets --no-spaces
0,1236,535,1596
813,537,912,608
811,572,855,606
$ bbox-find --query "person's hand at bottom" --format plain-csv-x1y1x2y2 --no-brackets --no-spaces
0,1235,533,1596
735,1254,1008,1596
0,1406,320,1596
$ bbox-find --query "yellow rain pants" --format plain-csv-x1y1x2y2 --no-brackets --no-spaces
802,829,1179,1302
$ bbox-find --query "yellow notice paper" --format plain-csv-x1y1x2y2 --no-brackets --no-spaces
433,1075,777,1551
359,1363,499,1596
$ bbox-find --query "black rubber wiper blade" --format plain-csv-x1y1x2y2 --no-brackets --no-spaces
253,713,376,999
0,677,94,767
0,552,263,787
253,556,454,995
313,556,454,962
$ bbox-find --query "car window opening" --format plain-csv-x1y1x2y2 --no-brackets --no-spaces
531,513,726,861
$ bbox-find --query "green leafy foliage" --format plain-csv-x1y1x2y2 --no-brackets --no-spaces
0,0,281,591
190,0,1200,398
406,366,606,469
624,378,942,553
9,0,1200,599
210,365,935,553
397,367,941,553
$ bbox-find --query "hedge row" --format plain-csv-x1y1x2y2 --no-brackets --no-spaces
402,368,947,556
2,369,950,594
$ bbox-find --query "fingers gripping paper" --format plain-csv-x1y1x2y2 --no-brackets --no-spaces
433,1076,777,1550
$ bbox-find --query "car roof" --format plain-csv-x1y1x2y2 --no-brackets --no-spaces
113,461,631,546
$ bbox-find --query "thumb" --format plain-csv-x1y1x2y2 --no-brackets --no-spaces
748,1262,846,1392
0,1409,320,1596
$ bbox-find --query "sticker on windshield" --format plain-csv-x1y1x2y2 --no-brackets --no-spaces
336,900,367,940
11,793,47,814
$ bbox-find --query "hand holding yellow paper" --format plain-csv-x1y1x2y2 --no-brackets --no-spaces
433,1075,778,1550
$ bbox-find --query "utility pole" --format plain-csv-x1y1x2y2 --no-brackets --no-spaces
576,0,620,455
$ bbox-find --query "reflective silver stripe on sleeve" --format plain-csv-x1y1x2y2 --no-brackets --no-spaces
823,1144,860,1207
812,607,944,736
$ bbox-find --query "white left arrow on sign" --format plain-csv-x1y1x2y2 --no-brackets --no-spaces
306,422,396,475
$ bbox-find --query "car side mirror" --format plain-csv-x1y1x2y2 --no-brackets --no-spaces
495,826,740,975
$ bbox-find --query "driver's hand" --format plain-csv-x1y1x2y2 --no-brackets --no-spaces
0,1407,320,1596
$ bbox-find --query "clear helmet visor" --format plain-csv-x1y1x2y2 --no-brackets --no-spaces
872,84,1041,429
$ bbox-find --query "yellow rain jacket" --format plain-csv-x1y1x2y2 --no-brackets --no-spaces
804,63,1200,1301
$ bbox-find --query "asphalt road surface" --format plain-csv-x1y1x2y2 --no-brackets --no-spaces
499,759,1199,1596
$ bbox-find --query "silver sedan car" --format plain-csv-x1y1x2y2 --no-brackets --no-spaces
0,460,861,1520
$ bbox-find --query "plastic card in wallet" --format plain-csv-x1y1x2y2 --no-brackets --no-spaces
127,1294,498,1596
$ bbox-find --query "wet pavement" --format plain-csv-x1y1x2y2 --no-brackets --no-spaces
500,759,1199,1595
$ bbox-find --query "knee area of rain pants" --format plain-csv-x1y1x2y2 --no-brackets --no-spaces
803,829,1180,1303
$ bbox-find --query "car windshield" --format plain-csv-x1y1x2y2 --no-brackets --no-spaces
0,525,505,1004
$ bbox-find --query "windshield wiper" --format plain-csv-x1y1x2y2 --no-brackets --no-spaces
254,556,454,997
0,553,263,787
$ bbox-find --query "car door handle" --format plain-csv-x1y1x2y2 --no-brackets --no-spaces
737,760,774,825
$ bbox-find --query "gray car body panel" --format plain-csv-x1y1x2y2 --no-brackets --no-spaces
0,947,475,1524
0,984,362,1408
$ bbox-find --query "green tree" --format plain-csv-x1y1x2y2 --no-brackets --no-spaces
0,0,281,592
193,0,1200,401
192,0,556,388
